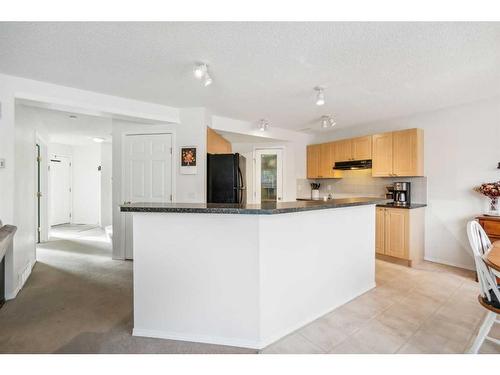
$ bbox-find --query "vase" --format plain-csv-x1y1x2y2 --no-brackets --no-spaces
311,189,320,200
486,197,500,216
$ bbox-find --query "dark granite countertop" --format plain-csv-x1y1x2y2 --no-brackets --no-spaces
120,197,386,215
376,202,427,209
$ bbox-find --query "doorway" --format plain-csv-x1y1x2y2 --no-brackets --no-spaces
254,149,283,203
123,133,173,259
50,155,72,226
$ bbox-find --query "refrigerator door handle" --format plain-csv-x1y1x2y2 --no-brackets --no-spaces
238,167,244,203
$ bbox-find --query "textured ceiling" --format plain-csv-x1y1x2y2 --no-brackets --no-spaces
2,22,500,131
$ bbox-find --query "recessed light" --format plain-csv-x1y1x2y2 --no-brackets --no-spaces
315,87,325,106
93,137,105,143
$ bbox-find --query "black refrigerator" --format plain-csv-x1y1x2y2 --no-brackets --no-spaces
207,153,246,204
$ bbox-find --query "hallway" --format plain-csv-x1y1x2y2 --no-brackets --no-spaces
0,225,253,353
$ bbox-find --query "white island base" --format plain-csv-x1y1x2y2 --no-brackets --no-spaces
131,204,376,349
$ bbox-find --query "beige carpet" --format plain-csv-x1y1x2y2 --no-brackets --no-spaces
0,225,255,354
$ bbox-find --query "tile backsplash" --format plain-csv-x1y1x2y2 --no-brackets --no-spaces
297,169,427,203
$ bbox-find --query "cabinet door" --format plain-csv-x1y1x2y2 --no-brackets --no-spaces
334,139,353,162
372,132,393,177
318,142,342,178
393,129,423,176
320,142,336,178
385,208,409,259
375,208,386,255
307,144,320,179
352,136,372,160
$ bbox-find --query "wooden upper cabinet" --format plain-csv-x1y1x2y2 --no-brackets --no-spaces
320,143,335,178
207,127,232,154
375,207,386,255
372,132,393,177
351,136,372,160
307,143,342,179
384,208,409,259
392,129,424,177
334,139,353,162
307,144,321,179
307,128,423,179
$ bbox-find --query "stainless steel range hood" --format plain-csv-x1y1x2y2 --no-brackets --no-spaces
333,159,372,170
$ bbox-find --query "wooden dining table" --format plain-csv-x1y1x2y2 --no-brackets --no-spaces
485,240,500,276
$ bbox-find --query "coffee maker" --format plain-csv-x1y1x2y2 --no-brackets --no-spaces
393,182,411,206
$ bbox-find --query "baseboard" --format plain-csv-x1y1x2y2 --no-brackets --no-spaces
132,328,262,349
6,259,35,300
424,256,474,271
133,282,376,350
258,282,377,349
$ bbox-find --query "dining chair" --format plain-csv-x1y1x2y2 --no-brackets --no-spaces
466,220,500,353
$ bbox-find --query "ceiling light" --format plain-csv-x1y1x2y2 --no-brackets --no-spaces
315,87,325,106
93,137,105,143
194,63,213,86
193,63,207,79
258,119,269,132
321,116,330,128
204,73,213,87
320,115,336,129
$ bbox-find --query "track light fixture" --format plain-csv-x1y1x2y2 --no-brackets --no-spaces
193,63,207,79
204,72,213,87
315,87,325,106
194,63,212,86
320,115,336,129
258,119,270,131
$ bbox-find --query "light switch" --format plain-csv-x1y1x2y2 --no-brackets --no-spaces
0,159,5,168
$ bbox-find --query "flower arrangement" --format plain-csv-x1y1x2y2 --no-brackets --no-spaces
474,181,500,215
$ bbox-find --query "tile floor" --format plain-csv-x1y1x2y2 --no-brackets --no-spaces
1,225,498,354
261,260,500,354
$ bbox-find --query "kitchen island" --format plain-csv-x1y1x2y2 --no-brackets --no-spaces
121,198,384,349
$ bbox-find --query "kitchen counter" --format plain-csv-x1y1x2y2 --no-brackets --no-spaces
121,197,387,215
375,202,427,209
126,199,377,349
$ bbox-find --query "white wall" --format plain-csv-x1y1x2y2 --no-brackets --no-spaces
213,116,312,203
72,144,101,225
313,96,500,270
100,143,113,228
10,104,40,297
232,141,305,203
112,108,208,259
48,142,110,227
48,143,73,227
1,73,179,299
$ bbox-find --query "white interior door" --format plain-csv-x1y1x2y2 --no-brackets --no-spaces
254,149,283,203
124,133,173,259
50,156,72,226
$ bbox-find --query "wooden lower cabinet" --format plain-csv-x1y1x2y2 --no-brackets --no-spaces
476,215,500,242
375,207,425,267
375,207,386,255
